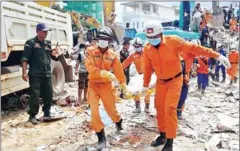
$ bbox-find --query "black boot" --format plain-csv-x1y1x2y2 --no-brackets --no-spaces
220,78,225,83
28,115,39,125
201,89,205,95
43,112,52,121
151,132,166,147
215,77,219,82
162,139,173,151
116,118,123,131
133,101,141,113
177,110,182,120
234,77,238,83
144,103,150,113
230,80,233,85
96,129,106,150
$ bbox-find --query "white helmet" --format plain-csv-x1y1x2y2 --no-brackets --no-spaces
145,21,163,37
131,37,143,47
230,44,236,50
191,39,201,45
85,42,90,46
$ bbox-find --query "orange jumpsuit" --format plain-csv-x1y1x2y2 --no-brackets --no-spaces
229,18,237,32
85,47,126,132
227,50,239,81
143,35,219,138
122,52,150,103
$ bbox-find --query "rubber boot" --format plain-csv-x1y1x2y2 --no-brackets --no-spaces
230,80,233,85
133,101,141,113
144,103,150,113
162,139,173,151
215,77,219,82
177,110,182,120
151,132,166,147
115,118,123,132
201,89,205,95
96,129,106,150
28,115,39,125
198,85,201,90
234,77,238,83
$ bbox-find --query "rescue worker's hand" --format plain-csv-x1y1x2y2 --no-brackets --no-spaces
22,73,29,82
196,64,200,68
217,55,231,68
120,83,133,99
140,86,149,96
100,70,116,81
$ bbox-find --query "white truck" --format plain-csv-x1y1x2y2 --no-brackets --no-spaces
1,1,75,97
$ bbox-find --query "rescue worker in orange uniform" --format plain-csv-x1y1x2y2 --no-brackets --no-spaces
122,37,151,113
227,44,239,85
177,39,201,119
195,56,210,95
85,27,130,150
229,15,237,33
142,21,231,151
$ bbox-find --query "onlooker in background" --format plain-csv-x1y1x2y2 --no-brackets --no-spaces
119,39,131,85
119,38,131,99
75,42,90,105
215,44,227,83
200,24,210,46
228,8,234,23
223,7,227,24
183,12,190,31
191,3,203,32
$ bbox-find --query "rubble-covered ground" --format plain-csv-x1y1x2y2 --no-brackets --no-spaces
1,72,239,151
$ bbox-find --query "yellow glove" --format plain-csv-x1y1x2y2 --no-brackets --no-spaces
100,70,116,81
120,83,133,99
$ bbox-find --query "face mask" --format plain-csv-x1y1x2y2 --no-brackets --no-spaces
135,47,142,52
98,40,109,48
148,38,161,46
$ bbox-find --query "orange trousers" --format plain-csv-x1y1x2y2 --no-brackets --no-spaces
230,25,237,32
88,81,121,132
134,95,150,103
227,64,238,80
155,76,183,138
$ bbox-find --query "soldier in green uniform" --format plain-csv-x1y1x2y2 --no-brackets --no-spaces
21,23,60,124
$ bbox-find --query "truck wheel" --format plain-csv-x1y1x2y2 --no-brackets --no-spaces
51,60,65,97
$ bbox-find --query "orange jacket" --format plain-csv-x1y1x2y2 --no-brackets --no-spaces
229,50,239,64
196,57,209,74
143,35,219,87
122,52,144,74
229,19,237,27
85,47,126,84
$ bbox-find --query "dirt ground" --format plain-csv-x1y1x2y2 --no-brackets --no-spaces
1,75,239,151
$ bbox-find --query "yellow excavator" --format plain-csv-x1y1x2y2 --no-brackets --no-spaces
69,1,124,45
